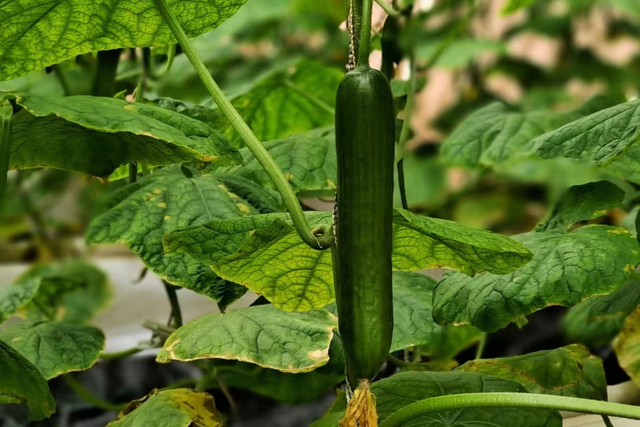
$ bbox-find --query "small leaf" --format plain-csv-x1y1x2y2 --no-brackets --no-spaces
107,388,223,427
564,277,640,348
0,321,104,380
0,280,39,323
216,336,344,404
434,182,640,332
312,371,561,427
9,95,241,177
457,344,607,400
156,305,338,373
18,260,112,324
391,272,482,358
220,127,337,196
0,0,249,81
531,98,640,165
442,95,615,169
87,166,249,308
0,340,55,421
203,60,342,147
536,180,624,231
165,210,532,311
614,306,640,387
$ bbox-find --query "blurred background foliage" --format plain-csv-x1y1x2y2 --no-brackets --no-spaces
2,0,640,262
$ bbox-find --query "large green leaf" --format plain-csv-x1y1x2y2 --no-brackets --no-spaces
531,98,640,166
220,127,337,196
441,96,615,169
17,260,112,324
0,280,39,323
215,336,344,404
203,60,342,147
156,305,338,373
312,371,561,427
87,166,250,308
107,388,223,427
391,272,482,358
164,210,532,311
9,95,241,177
457,345,607,400
563,277,640,348
434,182,640,332
614,306,640,387
0,340,55,421
0,321,104,379
0,0,249,81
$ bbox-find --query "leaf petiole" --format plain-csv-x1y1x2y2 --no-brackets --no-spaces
152,0,332,250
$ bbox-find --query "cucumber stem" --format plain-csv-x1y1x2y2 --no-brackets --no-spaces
379,393,640,427
374,0,401,17
357,0,374,66
153,0,332,250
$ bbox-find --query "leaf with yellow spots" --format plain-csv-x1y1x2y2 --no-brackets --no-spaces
7,94,241,178
435,182,640,332
87,165,258,310
157,305,338,373
107,388,223,427
456,344,607,400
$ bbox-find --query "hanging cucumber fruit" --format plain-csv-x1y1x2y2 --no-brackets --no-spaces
333,1,396,425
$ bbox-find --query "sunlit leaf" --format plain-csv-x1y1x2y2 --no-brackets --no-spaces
0,0,249,81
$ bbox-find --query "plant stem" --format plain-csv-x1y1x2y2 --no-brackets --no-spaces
128,162,138,184
397,158,408,209
92,49,122,97
152,0,331,250
379,393,640,427
374,0,400,17
53,65,72,96
64,375,125,412
163,280,183,328
100,347,143,360
0,100,12,212
357,0,374,67
475,335,486,360
395,56,416,210
603,415,615,427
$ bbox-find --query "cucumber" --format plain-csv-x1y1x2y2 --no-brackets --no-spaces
334,65,396,386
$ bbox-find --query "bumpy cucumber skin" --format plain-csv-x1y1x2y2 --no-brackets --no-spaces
335,66,395,385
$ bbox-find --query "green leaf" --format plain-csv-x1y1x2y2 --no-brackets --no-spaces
503,0,539,14
415,39,506,69
564,277,640,348
215,336,344,404
536,180,624,231
164,210,532,311
213,173,284,214
87,166,249,308
9,95,241,177
391,272,483,358
107,388,223,427
220,127,337,196
18,260,112,324
0,340,55,421
434,182,640,332
0,280,39,323
441,96,616,169
0,321,104,380
614,306,640,387
203,60,342,147
457,344,607,400
312,371,561,427
0,0,249,81
531,98,640,166
310,390,347,427
156,305,338,372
